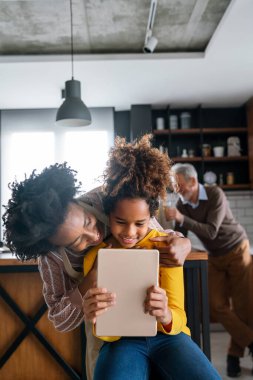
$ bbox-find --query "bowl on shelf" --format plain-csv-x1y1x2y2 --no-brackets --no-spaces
204,171,217,185
213,146,224,157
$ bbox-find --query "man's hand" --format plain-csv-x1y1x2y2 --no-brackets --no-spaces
149,234,191,266
164,206,184,224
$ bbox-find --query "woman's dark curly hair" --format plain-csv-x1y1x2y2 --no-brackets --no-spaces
102,134,175,216
2,162,81,261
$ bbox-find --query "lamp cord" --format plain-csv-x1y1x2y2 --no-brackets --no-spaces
70,0,74,79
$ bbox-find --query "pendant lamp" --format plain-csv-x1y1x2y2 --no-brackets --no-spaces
56,0,91,127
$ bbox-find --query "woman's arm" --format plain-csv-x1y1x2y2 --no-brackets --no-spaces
39,252,114,331
78,266,97,296
149,234,191,266
38,253,85,332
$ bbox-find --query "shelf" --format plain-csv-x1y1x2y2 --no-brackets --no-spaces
172,157,202,162
172,156,248,162
153,127,247,136
202,156,248,162
220,184,251,190
151,105,251,190
202,127,247,134
153,129,199,135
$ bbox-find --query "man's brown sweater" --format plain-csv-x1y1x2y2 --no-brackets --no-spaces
175,185,247,257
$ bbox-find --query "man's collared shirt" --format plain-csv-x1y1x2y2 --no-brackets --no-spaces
180,183,208,209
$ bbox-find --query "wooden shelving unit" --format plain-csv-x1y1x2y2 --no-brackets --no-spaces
153,127,248,135
114,103,253,190
221,184,251,190
173,156,248,163
152,106,251,190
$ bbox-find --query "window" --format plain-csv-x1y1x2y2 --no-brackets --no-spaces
0,108,114,238
63,130,109,191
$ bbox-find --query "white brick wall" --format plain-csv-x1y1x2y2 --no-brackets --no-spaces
225,190,253,246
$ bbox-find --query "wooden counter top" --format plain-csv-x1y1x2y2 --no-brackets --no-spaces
186,250,208,261
0,250,208,266
0,257,37,265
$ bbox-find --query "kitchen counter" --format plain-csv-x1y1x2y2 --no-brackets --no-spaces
0,251,213,379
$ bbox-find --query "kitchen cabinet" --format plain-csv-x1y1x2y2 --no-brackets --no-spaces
0,258,85,380
152,105,251,190
114,105,152,142
130,104,152,140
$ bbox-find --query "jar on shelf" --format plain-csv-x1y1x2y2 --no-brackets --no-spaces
169,115,178,130
188,149,195,157
156,117,165,130
202,144,211,157
180,112,191,129
226,172,234,185
181,149,188,158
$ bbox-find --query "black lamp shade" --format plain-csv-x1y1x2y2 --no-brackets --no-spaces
55,79,92,127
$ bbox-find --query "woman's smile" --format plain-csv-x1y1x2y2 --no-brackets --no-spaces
49,202,104,252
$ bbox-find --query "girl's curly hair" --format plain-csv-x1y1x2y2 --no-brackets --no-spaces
2,162,81,261
102,134,175,216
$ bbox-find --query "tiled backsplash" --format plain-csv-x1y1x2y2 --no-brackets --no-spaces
226,191,253,238
189,190,253,251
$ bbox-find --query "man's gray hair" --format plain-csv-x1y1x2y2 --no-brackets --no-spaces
172,163,198,181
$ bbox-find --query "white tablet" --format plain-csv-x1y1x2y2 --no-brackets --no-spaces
96,248,159,337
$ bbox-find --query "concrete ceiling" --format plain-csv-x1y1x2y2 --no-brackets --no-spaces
0,0,253,110
0,0,231,54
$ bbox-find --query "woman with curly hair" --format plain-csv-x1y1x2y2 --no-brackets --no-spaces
2,151,191,379
83,135,221,380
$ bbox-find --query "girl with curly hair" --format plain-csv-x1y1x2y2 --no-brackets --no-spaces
82,135,221,380
2,155,191,380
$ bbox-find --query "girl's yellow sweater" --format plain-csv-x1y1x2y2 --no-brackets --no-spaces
83,229,190,342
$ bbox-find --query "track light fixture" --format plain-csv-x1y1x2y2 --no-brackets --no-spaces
143,0,158,53
56,0,91,127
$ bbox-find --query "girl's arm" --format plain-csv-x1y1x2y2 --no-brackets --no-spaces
144,285,172,326
82,287,116,323
144,267,188,334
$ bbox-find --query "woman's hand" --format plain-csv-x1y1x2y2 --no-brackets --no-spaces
144,285,172,325
82,286,116,324
149,234,191,266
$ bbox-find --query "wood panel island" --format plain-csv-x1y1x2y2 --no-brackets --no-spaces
0,251,210,380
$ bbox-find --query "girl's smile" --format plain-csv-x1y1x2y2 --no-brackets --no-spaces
109,198,151,248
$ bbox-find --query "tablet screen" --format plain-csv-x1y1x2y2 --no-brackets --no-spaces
96,248,159,337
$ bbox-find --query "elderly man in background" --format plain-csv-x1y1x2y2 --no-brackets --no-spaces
165,163,253,378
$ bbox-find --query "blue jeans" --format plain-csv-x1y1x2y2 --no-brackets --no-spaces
94,332,221,380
